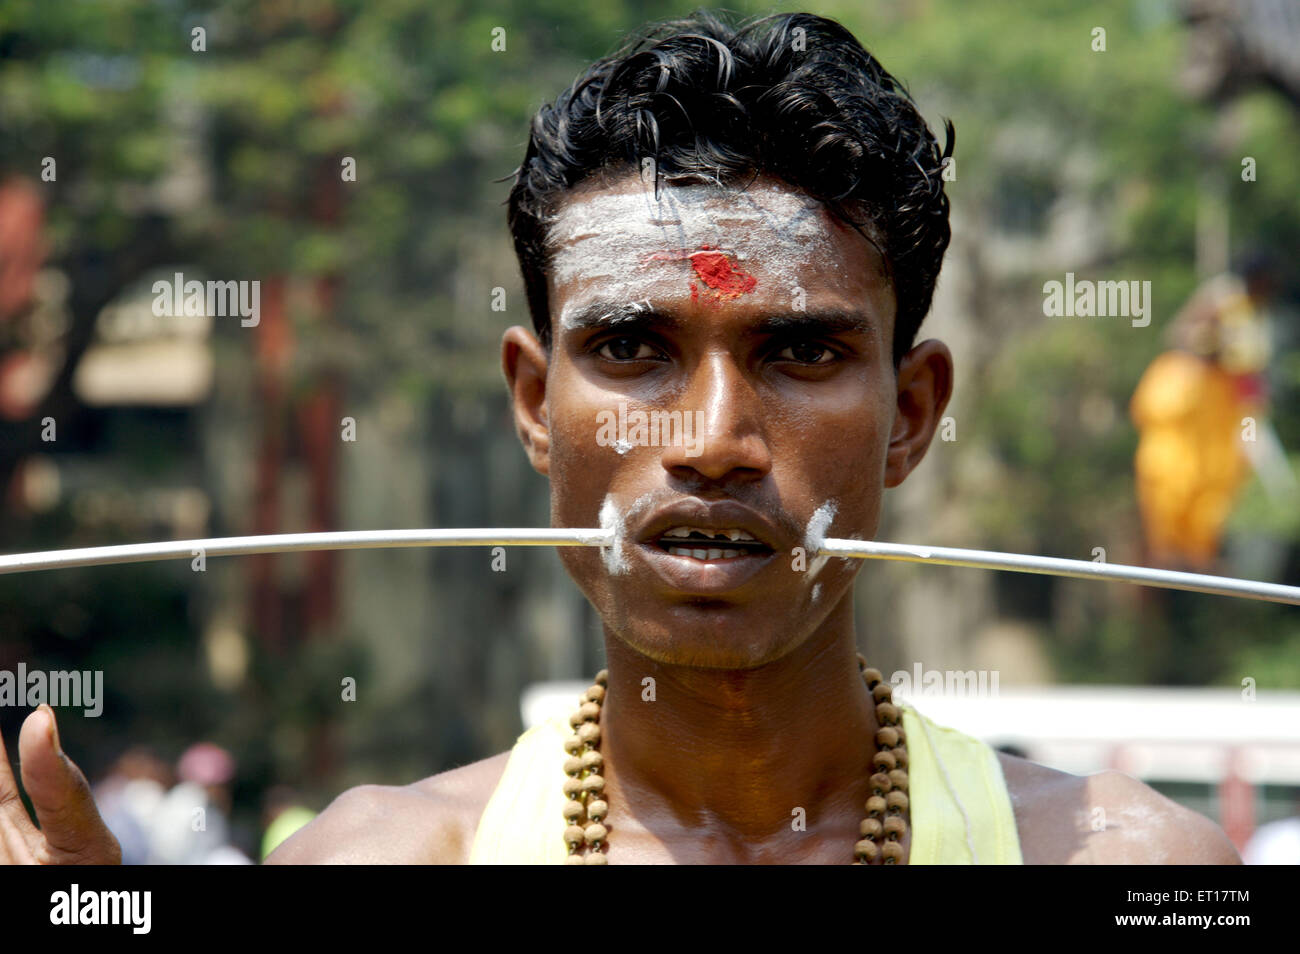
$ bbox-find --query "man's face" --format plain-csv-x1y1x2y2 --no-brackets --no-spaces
503,169,951,669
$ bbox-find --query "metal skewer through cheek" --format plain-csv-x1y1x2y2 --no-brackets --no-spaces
816,539,1300,606
0,529,1297,606
0,529,614,574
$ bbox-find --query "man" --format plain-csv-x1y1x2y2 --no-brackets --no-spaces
0,12,1239,865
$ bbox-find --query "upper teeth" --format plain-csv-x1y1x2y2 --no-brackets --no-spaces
661,526,757,542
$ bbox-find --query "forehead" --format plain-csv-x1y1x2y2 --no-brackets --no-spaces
544,172,891,327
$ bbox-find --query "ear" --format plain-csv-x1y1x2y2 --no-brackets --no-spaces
501,325,551,476
884,338,954,488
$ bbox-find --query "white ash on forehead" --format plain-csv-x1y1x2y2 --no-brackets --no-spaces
547,183,840,317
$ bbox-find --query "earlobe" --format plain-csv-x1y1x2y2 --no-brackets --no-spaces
501,326,552,476
883,339,954,488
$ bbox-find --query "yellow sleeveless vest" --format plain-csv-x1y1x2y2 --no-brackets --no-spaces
469,702,1023,864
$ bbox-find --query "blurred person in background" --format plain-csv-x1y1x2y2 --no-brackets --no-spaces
1130,252,1287,571
148,742,251,865
92,746,173,866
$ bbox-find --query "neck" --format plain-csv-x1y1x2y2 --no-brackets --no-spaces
599,596,880,850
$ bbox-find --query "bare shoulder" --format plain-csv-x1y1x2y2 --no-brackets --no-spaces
995,751,1241,865
264,750,511,865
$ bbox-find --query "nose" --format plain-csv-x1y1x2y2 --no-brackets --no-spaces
659,350,772,482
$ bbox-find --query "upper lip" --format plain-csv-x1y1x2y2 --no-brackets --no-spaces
634,499,784,552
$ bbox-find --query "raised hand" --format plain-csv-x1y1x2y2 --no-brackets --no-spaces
0,704,121,864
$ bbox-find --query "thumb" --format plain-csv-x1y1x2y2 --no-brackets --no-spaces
18,705,119,863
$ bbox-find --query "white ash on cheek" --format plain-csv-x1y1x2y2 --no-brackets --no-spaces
598,496,628,575
803,499,839,578
597,491,660,576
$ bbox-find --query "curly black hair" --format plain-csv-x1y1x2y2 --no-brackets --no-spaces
507,10,954,366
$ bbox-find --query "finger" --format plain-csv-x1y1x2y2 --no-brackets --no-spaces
0,796,38,862
0,718,40,862
18,705,119,863
0,718,40,832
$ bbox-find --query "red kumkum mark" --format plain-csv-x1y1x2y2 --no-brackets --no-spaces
689,250,757,299
644,245,758,302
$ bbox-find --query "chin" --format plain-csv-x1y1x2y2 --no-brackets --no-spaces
605,602,806,670
615,636,791,671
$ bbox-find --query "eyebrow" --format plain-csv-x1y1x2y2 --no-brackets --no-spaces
560,302,877,339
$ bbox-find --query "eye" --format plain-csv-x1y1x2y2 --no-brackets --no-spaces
774,340,839,365
595,336,662,361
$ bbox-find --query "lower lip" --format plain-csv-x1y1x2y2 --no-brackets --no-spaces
634,541,776,594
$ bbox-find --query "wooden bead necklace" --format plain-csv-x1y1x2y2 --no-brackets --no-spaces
561,654,910,864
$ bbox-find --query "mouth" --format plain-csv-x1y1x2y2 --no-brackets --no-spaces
649,526,776,561
628,501,785,595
